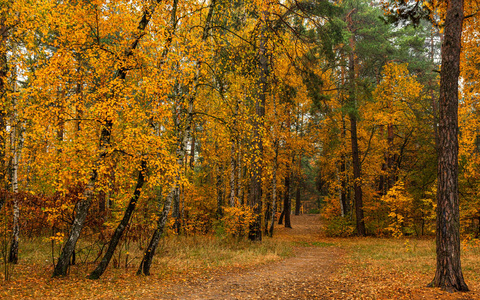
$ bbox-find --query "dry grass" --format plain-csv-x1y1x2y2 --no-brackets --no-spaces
0,234,293,299
1,215,480,299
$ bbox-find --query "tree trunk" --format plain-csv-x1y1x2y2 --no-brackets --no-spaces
0,20,7,210
229,138,236,207
283,163,292,228
237,144,243,205
350,115,365,236
348,16,365,237
264,194,271,235
269,139,278,236
294,153,302,216
248,6,269,242
216,164,224,217
387,123,395,189
87,161,147,279
429,0,468,292
340,116,349,216
278,209,284,225
294,183,301,216
9,98,20,264
137,185,175,276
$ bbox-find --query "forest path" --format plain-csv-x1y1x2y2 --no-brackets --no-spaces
142,214,345,299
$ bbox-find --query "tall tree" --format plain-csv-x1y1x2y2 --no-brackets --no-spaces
429,0,469,292
347,8,366,237
248,1,270,242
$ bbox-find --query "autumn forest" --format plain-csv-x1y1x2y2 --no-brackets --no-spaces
0,0,479,298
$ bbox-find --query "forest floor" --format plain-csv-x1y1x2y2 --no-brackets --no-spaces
134,214,480,300
1,214,480,299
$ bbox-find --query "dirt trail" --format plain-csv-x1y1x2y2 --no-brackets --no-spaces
143,214,344,300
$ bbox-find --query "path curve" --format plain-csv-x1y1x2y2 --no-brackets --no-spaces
144,214,344,299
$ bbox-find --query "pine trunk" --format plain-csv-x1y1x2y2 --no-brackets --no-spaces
429,0,468,292
348,22,365,237
350,113,365,236
340,117,349,216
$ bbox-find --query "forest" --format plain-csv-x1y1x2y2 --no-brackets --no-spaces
0,0,479,298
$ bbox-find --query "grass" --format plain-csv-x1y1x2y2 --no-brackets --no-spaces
1,218,480,299
151,234,293,276
0,233,293,299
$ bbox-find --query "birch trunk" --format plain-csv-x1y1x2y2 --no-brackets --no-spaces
347,10,365,237
9,95,20,264
0,19,7,211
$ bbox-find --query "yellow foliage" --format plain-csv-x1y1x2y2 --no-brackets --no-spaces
221,206,256,237
381,181,414,238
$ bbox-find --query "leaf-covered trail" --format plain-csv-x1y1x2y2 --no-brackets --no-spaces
137,214,344,299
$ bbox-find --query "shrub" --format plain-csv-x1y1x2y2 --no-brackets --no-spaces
325,216,356,237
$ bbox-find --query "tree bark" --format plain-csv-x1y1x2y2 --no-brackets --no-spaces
172,188,181,233
229,138,236,207
347,13,365,236
350,112,365,236
248,6,269,242
268,139,278,236
216,164,224,217
429,0,468,292
340,110,349,216
283,160,292,228
0,18,8,212
278,208,284,225
294,182,301,216
137,185,175,276
294,153,302,216
9,94,20,264
237,144,244,205
87,161,147,279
